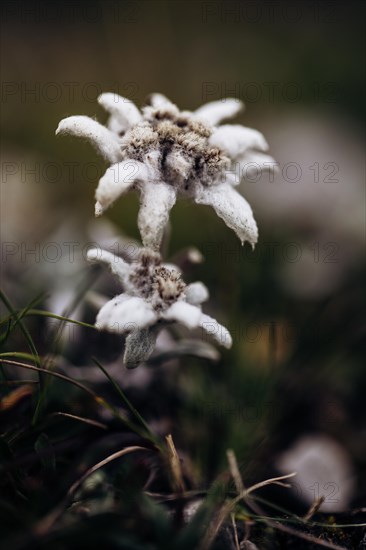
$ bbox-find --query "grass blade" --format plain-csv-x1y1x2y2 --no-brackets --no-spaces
92,357,162,449
0,290,40,368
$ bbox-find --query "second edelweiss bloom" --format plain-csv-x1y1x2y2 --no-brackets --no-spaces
87,247,232,367
57,93,275,250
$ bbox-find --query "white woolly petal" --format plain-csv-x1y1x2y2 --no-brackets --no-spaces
143,150,162,180
199,313,232,349
137,182,177,251
162,301,202,330
209,125,269,158
98,93,142,133
239,152,278,179
95,160,148,215
107,115,126,136
195,183,258,247
165,150,192,180
194,99,244,126
185,282,209,305
56,116,122,163
87,248,133,288
96,295,157,334
148,93,176,110
123,328,157,368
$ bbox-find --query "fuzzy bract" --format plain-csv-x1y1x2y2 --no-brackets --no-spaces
57,93,275,250
87,246,232,367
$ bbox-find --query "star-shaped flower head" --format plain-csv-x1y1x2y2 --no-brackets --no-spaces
57,93,274,250
87,246,232,367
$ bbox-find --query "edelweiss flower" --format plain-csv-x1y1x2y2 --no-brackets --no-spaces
87,247,232,367
57,93,274,250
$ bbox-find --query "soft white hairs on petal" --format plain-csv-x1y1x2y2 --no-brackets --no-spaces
137,182,177,251
98,93,142,132
209,124,269,158
107,115,126,137
239,152,278,180
142,95,179,122
199,313,232,349
194,98,244,126
123,328,157,368
96,295,157,334
143,150,162,180
185,282,209,305
195,183,258,247
148,93,177,110
165,149,192,180
95,160,148,216
87,248,133,288
162,301,202,330
56,116,122,163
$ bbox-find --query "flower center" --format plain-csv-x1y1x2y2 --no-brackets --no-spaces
129,250,186,311
152,266,186,309
121,108,230,191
